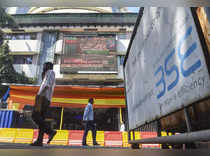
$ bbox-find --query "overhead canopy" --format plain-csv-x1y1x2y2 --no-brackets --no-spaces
1,13,138,28
10,85,125,109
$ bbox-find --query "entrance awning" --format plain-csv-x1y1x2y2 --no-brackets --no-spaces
10,85,125,109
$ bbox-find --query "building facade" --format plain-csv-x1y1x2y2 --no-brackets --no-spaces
1,7,138,131
3,7,137,86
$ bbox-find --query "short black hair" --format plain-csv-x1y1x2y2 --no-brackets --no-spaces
44,62,53,70
88,98,94,104
42,62,54,80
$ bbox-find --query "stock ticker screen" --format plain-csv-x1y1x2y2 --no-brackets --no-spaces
61,34,117,73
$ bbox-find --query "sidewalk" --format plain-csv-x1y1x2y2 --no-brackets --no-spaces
0,142,129,149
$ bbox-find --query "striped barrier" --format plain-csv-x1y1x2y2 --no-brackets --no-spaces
33,129,49,144
14,129,33,144
87,131,104,146
96,131,104,146
122,131,141,147
50,130,69,145
104,131,122,147
0,128,16,143
161,131,173,149
68,130,84,146
0,128,163,148
122,132,129,147
140,131,160,148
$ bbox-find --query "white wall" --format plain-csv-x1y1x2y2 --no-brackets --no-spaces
117,66,124,79
55,40,63,54
7,40,40,53
116,39,130,54
53,64,64,79
13,64,38,78
116,38,129,79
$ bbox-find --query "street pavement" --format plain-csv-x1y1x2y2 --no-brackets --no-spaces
0,142,128,149
0,142,209,156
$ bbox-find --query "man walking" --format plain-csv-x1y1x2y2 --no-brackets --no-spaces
82,98,99,146
31,62,57,146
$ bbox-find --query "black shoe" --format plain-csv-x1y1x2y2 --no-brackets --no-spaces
47,130,57,144
82,143,88,146
30,141,43,147
93,142,100,146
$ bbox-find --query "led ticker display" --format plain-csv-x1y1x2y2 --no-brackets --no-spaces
61,35,117,73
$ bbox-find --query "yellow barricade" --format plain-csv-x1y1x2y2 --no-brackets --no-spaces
161,131,172,149
162,131,173,136
161,131,167,137
87,131,104,146
0,128,16,143
50,130,69,145
14,129,34,144
131,131,141,140
122,132,129,147
122,131,141,147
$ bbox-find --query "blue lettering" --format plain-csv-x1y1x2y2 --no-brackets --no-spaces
164,48,179,91
178,26,201,77
155,66,166,99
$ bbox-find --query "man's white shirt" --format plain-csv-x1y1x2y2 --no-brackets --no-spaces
120,124,125,132
38,70,56,101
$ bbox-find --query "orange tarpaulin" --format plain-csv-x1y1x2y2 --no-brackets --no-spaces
10,85,126,109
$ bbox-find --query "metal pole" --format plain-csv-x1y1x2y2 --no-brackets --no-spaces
59,107,64,130
184,108,192,132
129,129,210,144
157,120,162,137
132,130,135,140
120,108,123,124
128,130,131,141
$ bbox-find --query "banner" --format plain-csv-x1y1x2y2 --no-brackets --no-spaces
10,85,125,109
124,7,210,130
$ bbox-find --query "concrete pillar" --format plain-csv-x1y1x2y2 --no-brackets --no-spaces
37,31,58,84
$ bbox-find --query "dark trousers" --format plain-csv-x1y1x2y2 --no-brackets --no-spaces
82,121,97,145
32,97,53,143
